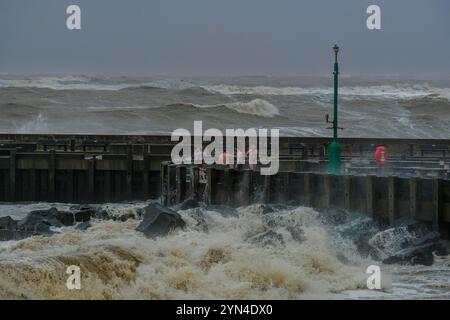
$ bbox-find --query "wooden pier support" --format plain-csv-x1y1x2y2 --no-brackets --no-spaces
263,175,271,204
365,175,374,217
48,150,56,202
126,145,133,199
9,150,16,201
303,173,311,207
143,153,150,199
88,157,95,202
432,178,441,231
323,174,332,208
29,169,37,201
222,170,232,205
409,178,418,220
176,166,187,204
388,176,397,225
240,170,251,206
160,162,169,206
344,175,351,210
103,170,111,202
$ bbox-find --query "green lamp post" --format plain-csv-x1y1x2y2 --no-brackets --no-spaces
328,44,341,174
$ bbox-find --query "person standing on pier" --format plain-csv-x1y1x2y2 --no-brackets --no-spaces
218,150,232,168
247,144,258,171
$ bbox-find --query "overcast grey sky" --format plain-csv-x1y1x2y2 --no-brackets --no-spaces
0,0,449,76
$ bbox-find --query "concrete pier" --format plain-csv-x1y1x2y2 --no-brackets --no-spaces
160,165,450,233
0,134,449,217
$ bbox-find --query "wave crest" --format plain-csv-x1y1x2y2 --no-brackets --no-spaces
167,99,280,118
204,84,450,101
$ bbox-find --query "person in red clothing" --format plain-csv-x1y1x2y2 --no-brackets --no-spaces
375,146,388,176
218,150,232,168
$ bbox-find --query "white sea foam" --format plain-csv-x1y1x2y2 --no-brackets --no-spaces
0,77,196,91
1,76,449,102
0,204,371,299
16,113,49,133
204,84,450,100
191,99,280,118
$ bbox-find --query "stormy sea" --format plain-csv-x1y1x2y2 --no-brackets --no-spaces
0,75,449,300
0,74,450,137
0,201,449,299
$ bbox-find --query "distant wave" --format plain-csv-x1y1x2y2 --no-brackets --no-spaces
2,76,449,102
204,84,450,101
0,77,197,91
167,99,280,118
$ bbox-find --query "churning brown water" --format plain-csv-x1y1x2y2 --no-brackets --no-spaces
1,202,448,300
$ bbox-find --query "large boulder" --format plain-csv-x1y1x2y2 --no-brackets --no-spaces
0,206,97,242
369,223,446,265
69,204,108,220
0,216,21,241
1,211,56,241
184,208,210,232
57,210,93,226
0,216,17,231
136,203,185,237
75,221,92,231
383,232,448,266
18,208,62,233
336,216,382,257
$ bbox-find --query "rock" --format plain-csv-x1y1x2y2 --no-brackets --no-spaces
0,230,15,241
69,204,96,212
336,216,381,257
261,205,276,214
18,208,61,233
56,211,76,226
1,213,55,241
75,221,91,231
74,210,93,222
248,230,285,247
382,241,444,266
69,204,107,220
0,216,21,241
136,203,186,237
370,223,446,265
176,199,201,211
94,209,111,220
0,206,98,242
205,205,238,217
185,208,209,232
369,223,433,259
0,216,18,231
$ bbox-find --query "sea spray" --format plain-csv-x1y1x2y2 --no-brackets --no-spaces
0,204,372,299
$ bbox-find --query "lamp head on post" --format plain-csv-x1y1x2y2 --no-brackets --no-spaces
333,44,339,63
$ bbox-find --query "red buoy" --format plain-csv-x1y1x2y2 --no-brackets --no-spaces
375,146,388,166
